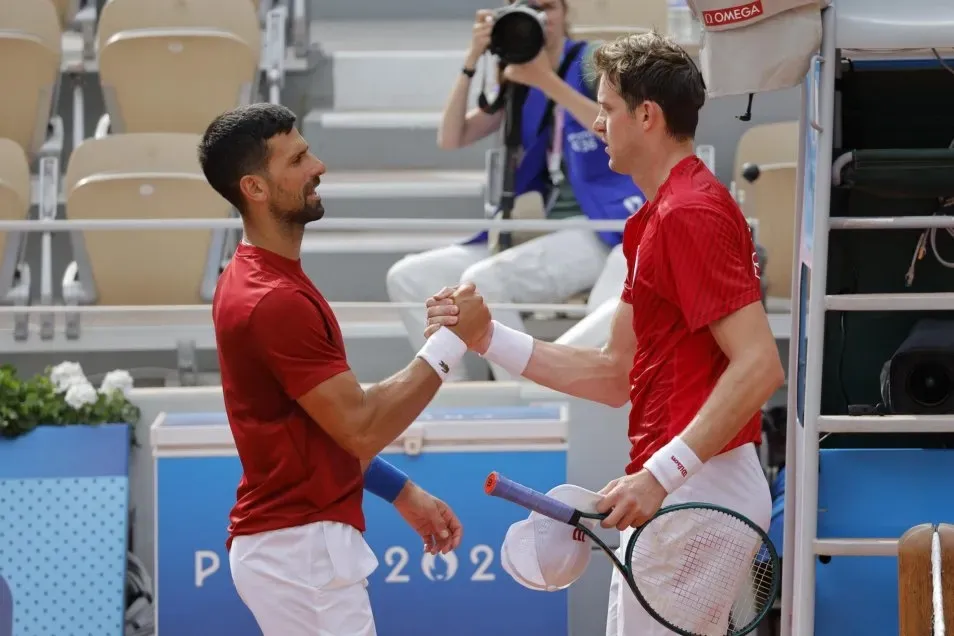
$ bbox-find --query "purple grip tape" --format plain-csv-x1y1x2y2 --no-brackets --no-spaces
484,472,576,524
0,574,11,636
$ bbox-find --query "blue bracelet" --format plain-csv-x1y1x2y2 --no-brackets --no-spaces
364,456,409,503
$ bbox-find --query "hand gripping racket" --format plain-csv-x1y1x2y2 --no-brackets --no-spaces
485,472,780,636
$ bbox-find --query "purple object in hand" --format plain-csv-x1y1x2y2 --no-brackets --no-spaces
484,471,577,524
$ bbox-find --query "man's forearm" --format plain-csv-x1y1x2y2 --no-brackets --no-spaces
354,328,468,458
679,349,784,462
357,358,443,456
517,339,630,407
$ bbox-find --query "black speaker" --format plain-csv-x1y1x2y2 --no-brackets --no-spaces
881,319,954,414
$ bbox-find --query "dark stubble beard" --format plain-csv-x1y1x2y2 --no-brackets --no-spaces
272,180,325,226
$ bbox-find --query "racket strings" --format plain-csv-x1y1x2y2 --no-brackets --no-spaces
627,508,776,636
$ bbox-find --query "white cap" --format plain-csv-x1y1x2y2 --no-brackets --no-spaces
499,484,602,591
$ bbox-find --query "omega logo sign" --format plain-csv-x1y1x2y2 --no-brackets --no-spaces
701,0,763,26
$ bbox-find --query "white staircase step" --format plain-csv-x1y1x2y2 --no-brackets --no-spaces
817,414,954,434
312,19,473,51
319,169,485,220
322,170,484,199
310,1,484,22
813,538,898,557
825,292,954,311
305,110,492,170
315,20,491,110
830,215,954,230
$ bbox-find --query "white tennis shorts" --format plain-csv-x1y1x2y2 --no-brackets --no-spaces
605,442,772,636
229,520,379,636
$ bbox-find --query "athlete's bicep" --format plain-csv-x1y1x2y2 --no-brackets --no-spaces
296,371,373,457
709,301,778,364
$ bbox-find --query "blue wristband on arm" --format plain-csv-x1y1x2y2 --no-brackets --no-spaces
364,456,409,503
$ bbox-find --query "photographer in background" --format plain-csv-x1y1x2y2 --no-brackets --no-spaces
387,0,645,381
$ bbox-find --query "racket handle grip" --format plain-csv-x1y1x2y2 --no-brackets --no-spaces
484,472,577,524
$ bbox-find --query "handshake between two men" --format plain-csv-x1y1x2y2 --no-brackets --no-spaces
422,283,496,355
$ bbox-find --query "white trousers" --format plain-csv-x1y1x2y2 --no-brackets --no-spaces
230,521,379,636
605,443,772,636
386,224,625,380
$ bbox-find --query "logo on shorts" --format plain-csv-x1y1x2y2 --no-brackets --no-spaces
439,361,449,374
571,528,586,542
670,455,688,477
701,0,763,26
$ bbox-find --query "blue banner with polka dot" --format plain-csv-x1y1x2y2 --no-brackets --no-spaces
0,424,130,636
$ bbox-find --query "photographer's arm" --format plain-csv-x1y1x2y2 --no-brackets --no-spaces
438,9,505,149
536,71,601,131
437,69,504,150
503,45,601,129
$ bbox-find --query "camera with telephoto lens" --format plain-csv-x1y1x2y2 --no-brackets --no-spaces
489,0,547,65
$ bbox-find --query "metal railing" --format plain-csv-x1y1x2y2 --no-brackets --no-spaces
0,217,629,233
0,215,633,347
0,301,591,316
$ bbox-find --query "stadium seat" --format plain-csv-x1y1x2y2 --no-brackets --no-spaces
63,133,232,305
744,165,797,301
95,0,262,134
734,121,799,301
733,121,799,186
0,139,32,304
0,0,63,158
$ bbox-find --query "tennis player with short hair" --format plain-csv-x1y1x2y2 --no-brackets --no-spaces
425,31,785,635
199,103,491,635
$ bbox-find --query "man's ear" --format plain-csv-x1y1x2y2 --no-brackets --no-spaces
239,174,267,205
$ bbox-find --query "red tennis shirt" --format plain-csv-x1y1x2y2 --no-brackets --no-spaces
621,155,764,475
212,242,364,549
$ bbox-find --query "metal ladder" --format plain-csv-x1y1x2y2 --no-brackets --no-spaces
780,8,954,635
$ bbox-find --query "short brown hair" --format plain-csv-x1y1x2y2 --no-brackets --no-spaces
593,31,706,140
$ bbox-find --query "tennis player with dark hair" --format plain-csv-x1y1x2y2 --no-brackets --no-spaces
199,102,491,635
424,32,784,635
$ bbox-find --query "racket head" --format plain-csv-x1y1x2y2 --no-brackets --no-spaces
621,502,780,636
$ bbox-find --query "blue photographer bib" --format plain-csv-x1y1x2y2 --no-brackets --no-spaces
470,39,646,248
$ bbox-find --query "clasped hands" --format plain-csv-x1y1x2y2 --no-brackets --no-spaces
423,283,493,353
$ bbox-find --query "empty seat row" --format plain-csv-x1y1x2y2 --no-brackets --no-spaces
0,0,274,323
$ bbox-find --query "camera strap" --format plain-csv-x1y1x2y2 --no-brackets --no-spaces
538,41,585,212
536,41,586,138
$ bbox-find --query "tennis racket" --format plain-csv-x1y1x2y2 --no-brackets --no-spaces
485,471,780,636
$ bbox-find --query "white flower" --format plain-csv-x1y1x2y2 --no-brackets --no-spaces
64,382,99,410
49,362,87,394
99,370,134,398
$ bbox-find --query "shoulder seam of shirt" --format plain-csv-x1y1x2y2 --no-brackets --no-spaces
247,282,305,324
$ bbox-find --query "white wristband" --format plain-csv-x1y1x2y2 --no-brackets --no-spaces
481,320,534,377
416,327,468,381
643,436,702,494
